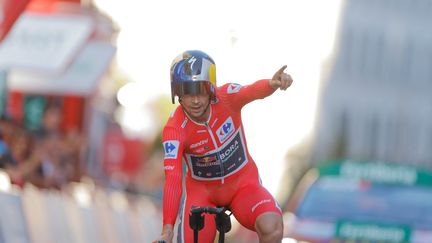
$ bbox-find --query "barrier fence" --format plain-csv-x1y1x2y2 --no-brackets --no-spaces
0,175,162,243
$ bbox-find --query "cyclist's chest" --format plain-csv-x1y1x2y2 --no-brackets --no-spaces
180,105,251,180
183,109,243,155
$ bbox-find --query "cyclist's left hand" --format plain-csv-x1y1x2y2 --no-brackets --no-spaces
269,65,293,90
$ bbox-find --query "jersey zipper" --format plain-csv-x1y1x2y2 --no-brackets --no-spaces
204,121,225,184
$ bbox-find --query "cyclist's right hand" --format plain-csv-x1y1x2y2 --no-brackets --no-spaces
152,240,167,243
152,224,174,243
152,236,171,243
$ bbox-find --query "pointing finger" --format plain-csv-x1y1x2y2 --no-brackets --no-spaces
272,65,287,81
276,65,287,75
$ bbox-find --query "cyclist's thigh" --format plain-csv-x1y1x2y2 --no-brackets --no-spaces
177,179,217,243
229,182,281,231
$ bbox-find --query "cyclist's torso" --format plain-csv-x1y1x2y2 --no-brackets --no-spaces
163,83,253,182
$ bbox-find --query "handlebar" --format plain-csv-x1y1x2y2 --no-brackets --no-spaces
189,206,231,243
190,206,226,215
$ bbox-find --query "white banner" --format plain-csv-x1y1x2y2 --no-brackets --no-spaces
8,41,116,96
0,12,94,73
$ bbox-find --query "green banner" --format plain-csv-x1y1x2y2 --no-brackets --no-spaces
0,71,7,118
335,221,411,242
23,95,46,130
318,159,432,186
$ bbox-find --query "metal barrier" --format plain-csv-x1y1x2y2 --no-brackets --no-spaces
0,176,162,243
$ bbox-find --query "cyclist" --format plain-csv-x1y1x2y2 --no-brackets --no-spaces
153,50,293,243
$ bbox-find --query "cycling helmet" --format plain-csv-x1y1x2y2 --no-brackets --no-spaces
170,50,217,104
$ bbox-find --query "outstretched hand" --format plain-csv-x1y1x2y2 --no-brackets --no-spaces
269,65,293,90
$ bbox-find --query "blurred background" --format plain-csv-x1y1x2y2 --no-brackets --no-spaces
0,0,431,242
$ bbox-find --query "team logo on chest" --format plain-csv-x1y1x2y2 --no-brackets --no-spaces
216,117,235,143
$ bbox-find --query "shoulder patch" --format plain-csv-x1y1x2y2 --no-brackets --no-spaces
163,140,180,159
227,83,242,94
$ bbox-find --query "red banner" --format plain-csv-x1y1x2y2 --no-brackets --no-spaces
102,127,148,178
0,0,30,41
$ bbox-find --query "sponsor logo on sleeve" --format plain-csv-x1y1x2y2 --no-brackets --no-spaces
227,83,242,93
163,140,180,159
164,165,175,170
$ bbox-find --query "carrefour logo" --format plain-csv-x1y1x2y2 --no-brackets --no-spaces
163,140,180,159
217,117,234,143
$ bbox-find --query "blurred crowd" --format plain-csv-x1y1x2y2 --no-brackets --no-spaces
0,101,166,210
0,103,86,190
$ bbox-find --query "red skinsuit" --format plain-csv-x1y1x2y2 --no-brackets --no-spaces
162,79,282,242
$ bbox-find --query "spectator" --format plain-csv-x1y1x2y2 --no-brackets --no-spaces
0,133,18,172
7,126,39,187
